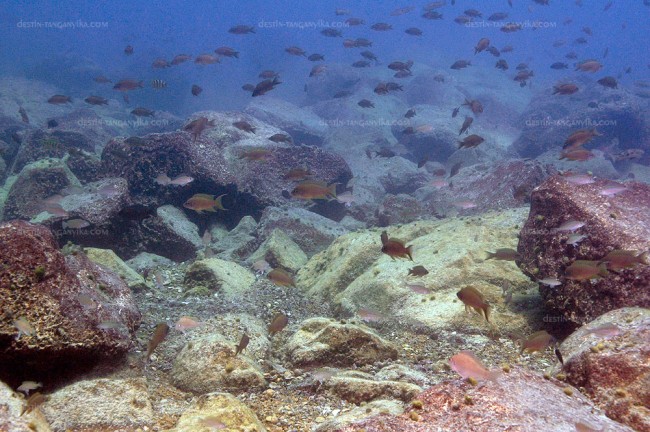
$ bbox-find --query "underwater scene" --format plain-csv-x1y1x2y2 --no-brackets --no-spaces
0,0,649,431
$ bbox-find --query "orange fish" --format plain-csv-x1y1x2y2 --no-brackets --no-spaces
457,286,490,322
559,148,595,161
183,193,227,213
564,260,608,280
519,330,555,354
598,250,648,271
291,180,337,200
267,268,295,287
449,351,500,381
564,129,601,149
268,313,288,336
146,323,169,361
183,117,215,141
380,231,413,260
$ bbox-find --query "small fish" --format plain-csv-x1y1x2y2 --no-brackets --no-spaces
567,233,587,246
599,184,627,196
555,347,564,364
233,121,256,133
450,60,471,70
131,107,155,117
183,193,227,213
406,283,430,295
183,117,216,141
553,83,579,95
18,107,29,123
268,133,292,144
380,231,413,260
485,248,519,261
597,76,618,89
17,381,42,395
537,277,562,287
267,268,296,287
449,351,500,381
240,148,272,161
357,308,384,322
228,25,255,34
191,85,203,96
335,191,355,207
565,260,608,281
575,421,604,432
195,54,220,65
215,46,239,58
562,173,595,185
113,79,144,91
152,58,170,68
235,333,250,355
560,148,595,161
519,330,555,355
47,95,72,104
252,260,271,275
77,294,97,309
291,180,337,200
268,313,289,336
174,316,204,332
457,287,490,322
93,75,112,84
252,77,281,97
449,162,462,178
552,220,585,233
171,54,192,65
308,53,325,61
146,323,170,360
97,320,122,330
283,167,311,182
584,322,621,338
124,45,133,55
62,219,90,229
453,200,477,210
458,134,484,149
458,116,473,135
408,266,429,277
598,250,648,271
358,99,374,108
151,79,167,89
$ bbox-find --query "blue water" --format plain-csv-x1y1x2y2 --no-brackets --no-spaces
1,0,648,114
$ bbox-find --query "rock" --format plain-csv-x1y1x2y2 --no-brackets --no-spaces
40,378,152,431
376,157,430,195
335,367,634,432
2,157,80,221
258,207,348,257
324,370,422,404
247,229,308,272
0,380,52,432
245,97,328,146
377,194,428,226
183,258,256,298
212,215,258,261
171,333,267,394
284,318,398,368
314,399,404,432
65,149,103,183
156,205,203,250
297,209,535,335
535,148,619,179
375,364,432,387
0,221,141,381
517,176,650,325
169,392,266,432
560,308,650,431
84,247,147,291
125,252,175,274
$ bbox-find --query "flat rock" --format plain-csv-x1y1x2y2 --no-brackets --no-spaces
183,258,256,298
517,175,650,325
315,399,404,432
324,371,422,404
247,228,308,272
156,205,203,250
560,307,650,432
85,247,147,291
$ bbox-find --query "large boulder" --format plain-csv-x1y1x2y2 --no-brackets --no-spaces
0,380,51,432
560,308,650,432
169,392,266,432
517,176,650,326
334,367,634,432
0,221,141,383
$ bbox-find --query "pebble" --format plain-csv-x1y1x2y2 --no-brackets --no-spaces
265,415,279,424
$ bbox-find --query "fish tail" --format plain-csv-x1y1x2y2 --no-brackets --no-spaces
639,251,650,265
213,194,228,211
484,304,491,322
597,262,609,278
327,183,338,199
485,252,496,260
406,245,413,261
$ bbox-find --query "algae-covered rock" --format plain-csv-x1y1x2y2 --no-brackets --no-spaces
212,215,258,260
183,258,256,298
0,380,52,432
324,370,422,404
171,333,267,394
85,247,147,291
314,399,404,432
248,228,308,272
125,251,175,274
169,392,266,432
284,317,398,368
41,378,152,431
157,205,203,249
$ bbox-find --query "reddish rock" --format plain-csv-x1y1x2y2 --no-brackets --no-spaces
335,367,633,432
0,221,141,385
517,176,650,326
560,308,650,432
376,194,428,226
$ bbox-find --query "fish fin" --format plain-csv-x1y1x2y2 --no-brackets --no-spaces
407,245,413,261
380,231,388,245
639,251,650,265
485,252,496,260
484,304,491,322
597,263,609,278
214,193,228,211
327,183,338,199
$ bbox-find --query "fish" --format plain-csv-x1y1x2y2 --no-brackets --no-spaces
430,179,449,189
357,308,384,322
285,46,307,56
501,23,522,33
170,54,192,65
151,79,167,89
252,260,271,275
408,266,429,277
485,248,519,261
370,23,392,31
474,38,490,54
124,45,133,55
21,392,48,416
552,220,585,233
146,323,170,361
183,117,216,141
449,162,462,178
495,59,509,71
584,322,621,338
215,46,239,58
567,233,587,246
97,320,122,330
267,268,295,287
380,231,413,261
406,283,430,294
283,167,311,181
405,109,416,118
575,60,603,73
13,317,35,340
463,99,484,114
321,28,342,37
553,83,579,95
17,381,42,395
597,76,617,89
449,351,500,381
458,134,484,149
194,54,220,65
537,277,562,287
174,316,204,332
191,85,203,96
240,148,272,161
451,60,471,70
501,45,513,53
564,260,608,281
94,75,112,84
77,294,97,309
228,25,255,34
336,191,355,207
457,286,490,322
609,149,644,162
391,6,415,16
233,121,256,133
309,64,327,77
486,46,500,57
559,148,595,161
351,60,370,68
268,133,292,144
113,79,144,91
18,107,29,123
252,77,281,97
152,58,170,68
599,184,627,196
519,330,555,354
405,27,423,36
235,333,250,355
183,193,227,213
335,8,351,15
47,95,72,104
62,219,91,229
458,116,473,135
598,250,648,271
565,129,601,148
130,107,154,117
550,62,569,69
268,313,289,336
562,173,595,184
291,180,337,200
345,18,364,26
575,421,604,432
308,53,325,61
